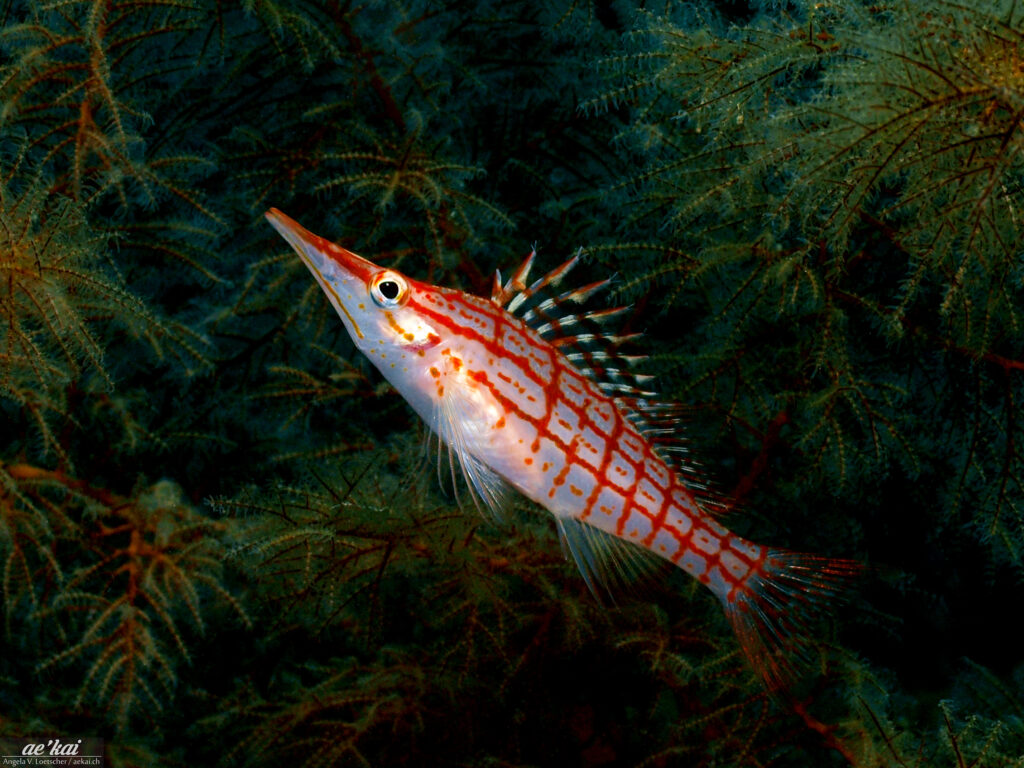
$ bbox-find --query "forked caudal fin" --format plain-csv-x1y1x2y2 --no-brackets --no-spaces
723,550,862,692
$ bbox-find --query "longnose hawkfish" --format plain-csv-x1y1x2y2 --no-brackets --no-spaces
266,208,859,690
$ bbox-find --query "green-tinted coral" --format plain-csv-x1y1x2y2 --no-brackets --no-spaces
1,0,1022,766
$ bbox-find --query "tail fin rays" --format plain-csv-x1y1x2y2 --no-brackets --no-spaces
724,550,861,692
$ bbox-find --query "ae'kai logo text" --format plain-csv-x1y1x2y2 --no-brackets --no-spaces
21,741,82,757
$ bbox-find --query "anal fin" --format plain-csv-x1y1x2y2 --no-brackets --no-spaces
555,516,669,603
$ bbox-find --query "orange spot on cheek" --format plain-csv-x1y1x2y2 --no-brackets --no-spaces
524,457,533,466
429,367,440,378
384,312,406,337
569,485,583,497
494,417,505,429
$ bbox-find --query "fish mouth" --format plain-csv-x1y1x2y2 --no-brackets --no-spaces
265,208,374,340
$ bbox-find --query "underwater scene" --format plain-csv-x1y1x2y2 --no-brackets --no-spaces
1,0,1023,766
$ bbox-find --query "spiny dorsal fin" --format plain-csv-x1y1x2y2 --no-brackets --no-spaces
491,250,581,315
490,250,723,511
491,248,536,307
491,251,634,379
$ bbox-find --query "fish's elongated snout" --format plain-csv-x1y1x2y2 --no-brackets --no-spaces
264,208,379,286
266,208,387,341
265,208,328,273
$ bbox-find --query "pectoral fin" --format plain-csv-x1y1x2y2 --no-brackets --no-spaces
431,370,512,524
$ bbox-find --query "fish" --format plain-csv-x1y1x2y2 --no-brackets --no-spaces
265,208,859,690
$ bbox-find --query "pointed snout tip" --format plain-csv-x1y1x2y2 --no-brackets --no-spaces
265,207,320,255
263,208,380,285
264,207,305,239
265,207,295,225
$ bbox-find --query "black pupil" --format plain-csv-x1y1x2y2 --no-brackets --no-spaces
378,280,400,300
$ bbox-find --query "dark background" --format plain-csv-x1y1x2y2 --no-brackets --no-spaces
1,1,1022,765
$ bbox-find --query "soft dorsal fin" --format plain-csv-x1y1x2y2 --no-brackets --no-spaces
620,398,729,516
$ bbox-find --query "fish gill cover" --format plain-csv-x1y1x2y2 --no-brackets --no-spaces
0,1,1022,766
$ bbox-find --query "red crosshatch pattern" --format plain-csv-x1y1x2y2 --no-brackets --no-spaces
408,284,768,606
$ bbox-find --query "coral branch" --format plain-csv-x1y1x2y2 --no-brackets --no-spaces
791,699,859,767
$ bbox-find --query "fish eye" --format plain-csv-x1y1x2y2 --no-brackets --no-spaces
370,271,408,307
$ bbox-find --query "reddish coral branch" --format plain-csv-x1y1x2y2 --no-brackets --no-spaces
328,3,406,133
837,286,1024,373
846,212,1024,373
728,409,790,509
4,461,127,509
791,699,859,767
